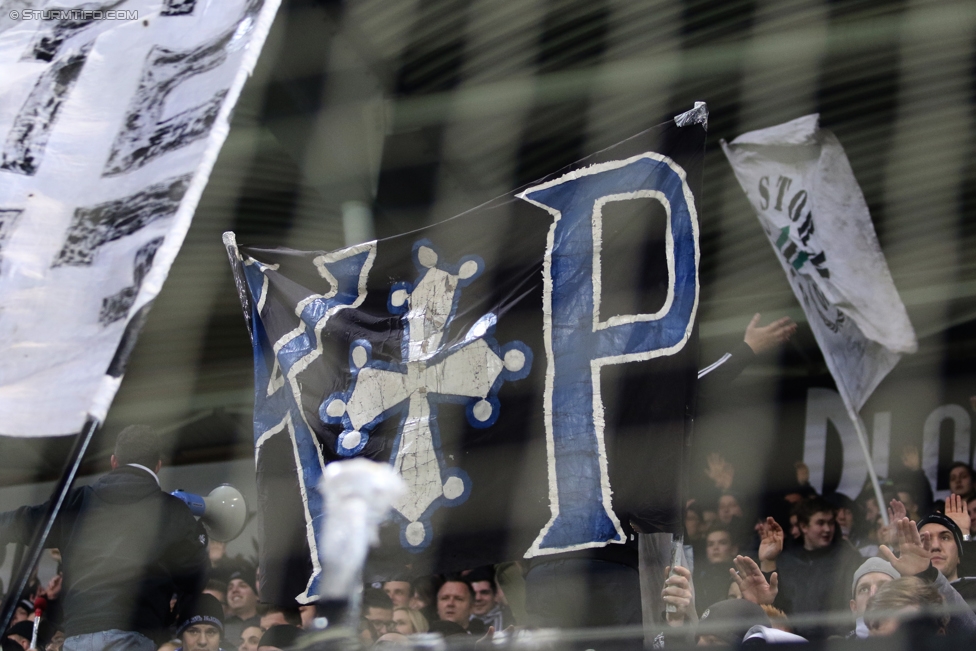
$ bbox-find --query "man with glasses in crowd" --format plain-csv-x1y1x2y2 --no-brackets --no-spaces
360,588,395,643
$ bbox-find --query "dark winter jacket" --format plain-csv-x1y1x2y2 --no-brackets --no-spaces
769,539,861,638
0,466,209,640
693,560,735,615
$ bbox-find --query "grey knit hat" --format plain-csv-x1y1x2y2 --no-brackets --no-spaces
851,558,900,598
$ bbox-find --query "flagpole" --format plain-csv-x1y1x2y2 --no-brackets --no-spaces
0,415,100,634
843,403,889,527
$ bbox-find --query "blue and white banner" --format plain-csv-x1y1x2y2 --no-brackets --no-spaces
227,113,705,604
0,0,281,436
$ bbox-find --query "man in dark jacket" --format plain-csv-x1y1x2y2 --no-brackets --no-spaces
0,425,209,651
762,496,861,639
917,511,976,604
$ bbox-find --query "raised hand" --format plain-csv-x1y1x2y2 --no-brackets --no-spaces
43,573,63,601
705,453,735,491
888,499,907,522
794,462,810,486
901,445,921,472
744,314,797,354
757,517,784,570
883,499,909,547
946,493,971,536
476,625,516,648
662,565,696,626
879,517,932,577
731,555,778,606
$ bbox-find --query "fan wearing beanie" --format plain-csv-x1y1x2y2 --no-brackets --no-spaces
694,598,806,645
696,599,771,646
257,625,303,651
915,512,976,601
846,557,900,639
223,563,261,644
176,594,226,651
3,619,56,651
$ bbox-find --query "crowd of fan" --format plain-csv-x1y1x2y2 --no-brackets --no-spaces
661,450,976,644
8,448,976,650
0,544,516,651
0,425,525,651
4,417,976,649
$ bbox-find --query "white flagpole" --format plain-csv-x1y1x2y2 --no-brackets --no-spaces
842,402,889,526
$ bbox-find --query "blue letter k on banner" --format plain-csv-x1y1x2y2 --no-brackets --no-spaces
519,153,700,557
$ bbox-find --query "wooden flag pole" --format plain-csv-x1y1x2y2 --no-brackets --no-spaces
0,416,100,634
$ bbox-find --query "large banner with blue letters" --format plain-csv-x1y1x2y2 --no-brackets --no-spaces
226,116,705,604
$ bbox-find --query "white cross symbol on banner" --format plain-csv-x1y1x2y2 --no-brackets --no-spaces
321,243,529,549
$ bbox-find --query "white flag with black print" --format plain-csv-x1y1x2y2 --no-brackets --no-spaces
0,0,281,436
721,114,917,412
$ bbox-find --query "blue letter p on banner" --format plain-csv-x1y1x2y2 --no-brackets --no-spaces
519,153,699,557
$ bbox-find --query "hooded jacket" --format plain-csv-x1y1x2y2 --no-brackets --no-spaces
0,466,209,640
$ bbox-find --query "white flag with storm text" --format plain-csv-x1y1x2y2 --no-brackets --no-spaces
721,114,916,413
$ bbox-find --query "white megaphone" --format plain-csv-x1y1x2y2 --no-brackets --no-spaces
171,485,248,542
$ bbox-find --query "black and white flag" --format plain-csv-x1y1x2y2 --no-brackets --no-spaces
0,0,281,436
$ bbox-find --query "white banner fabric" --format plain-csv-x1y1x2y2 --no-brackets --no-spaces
0,0,281,436
721,114,917,412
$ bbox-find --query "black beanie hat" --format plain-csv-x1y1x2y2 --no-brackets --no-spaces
5,621,34,642
258,624,304,649
698,599,771,645
5,619,55,647
917,513,964,558
177,593,225,637
228,562,258,593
